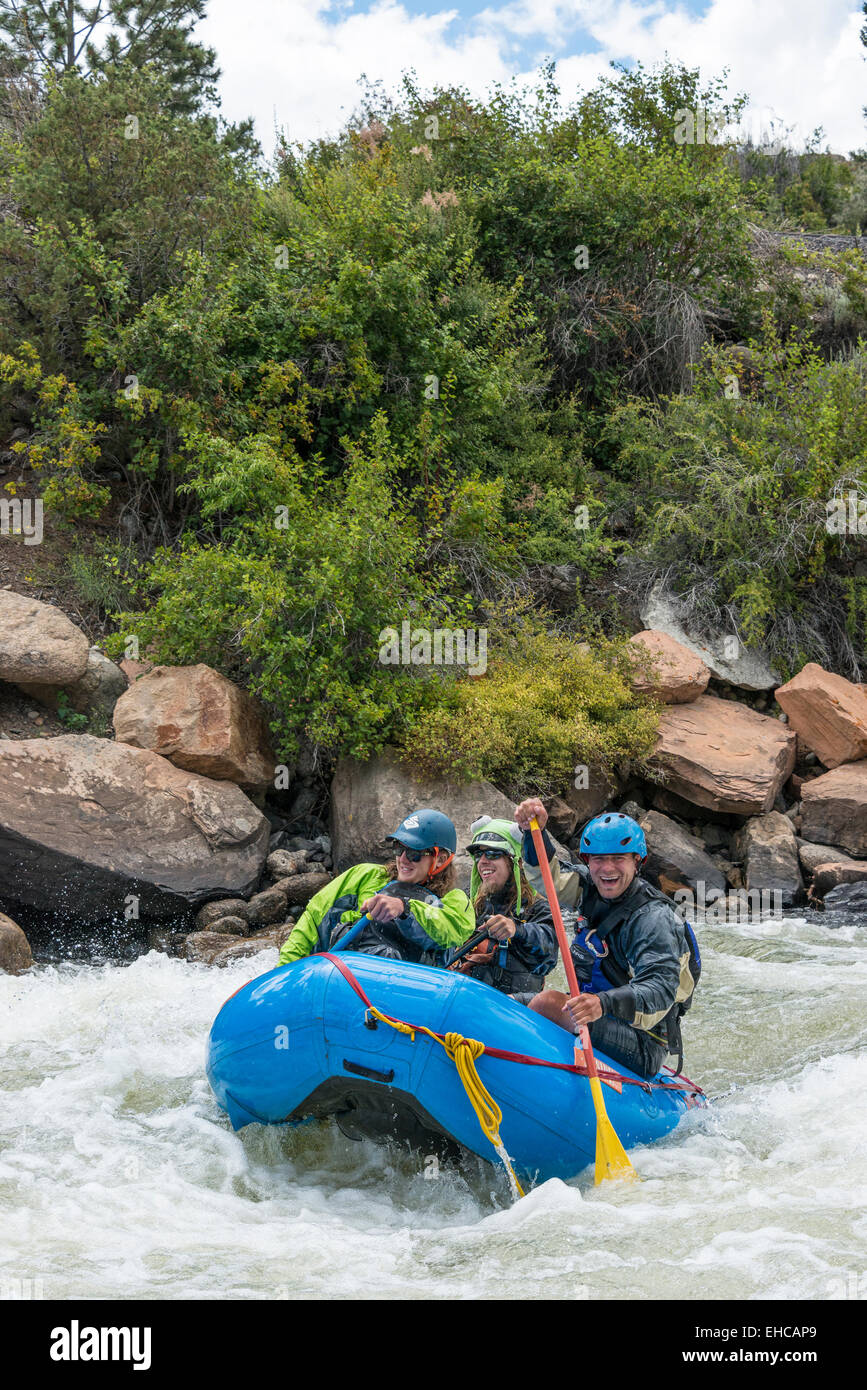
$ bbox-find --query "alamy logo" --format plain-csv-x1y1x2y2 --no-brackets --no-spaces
50,1321,152,1370
0,497,43,545
378,621,487,675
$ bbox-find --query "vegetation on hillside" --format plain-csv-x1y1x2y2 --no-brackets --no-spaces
1,39,865,783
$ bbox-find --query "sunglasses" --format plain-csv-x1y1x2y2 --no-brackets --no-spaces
390,840,433,862
470,849,509,861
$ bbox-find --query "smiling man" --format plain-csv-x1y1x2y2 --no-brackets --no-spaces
513,800,700,1079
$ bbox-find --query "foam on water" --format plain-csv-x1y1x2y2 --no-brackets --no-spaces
1,911,865,1300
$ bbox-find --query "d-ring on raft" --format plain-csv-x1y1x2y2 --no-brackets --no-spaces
206,952,707,1189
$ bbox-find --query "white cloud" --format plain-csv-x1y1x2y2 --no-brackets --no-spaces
201,0,867,153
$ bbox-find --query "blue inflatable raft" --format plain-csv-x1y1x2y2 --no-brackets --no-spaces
206,952,707,1187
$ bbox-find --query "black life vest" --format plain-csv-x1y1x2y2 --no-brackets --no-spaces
572,877,701,1073
321,879,445,964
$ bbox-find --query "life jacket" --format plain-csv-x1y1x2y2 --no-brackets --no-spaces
571,877,701,1074
319,879,445,964
453,897,546,994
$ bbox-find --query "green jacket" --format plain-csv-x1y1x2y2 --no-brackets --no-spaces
278,863,475,965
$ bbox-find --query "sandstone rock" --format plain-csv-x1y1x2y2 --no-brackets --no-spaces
245,886,288,926
331,749,520,881
774,663,867,769
564,766,621,830
184,930,237,964
542,794,579,841
113,664,276,792
800,762,867,857
195,898,252,930
18,646,128,718
0,591,89,685
265,849,310,879
274,871,331,908
639,810,727,894
798,842,857,875
0,735,270,918
0,911,31,974
811,859,867,899
733,812,803,907
202,914,248,936
627,630,711,703
120,659,153,682
651,695,796,816
640,583,780,690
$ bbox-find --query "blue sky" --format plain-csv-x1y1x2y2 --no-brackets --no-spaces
200,0,866,153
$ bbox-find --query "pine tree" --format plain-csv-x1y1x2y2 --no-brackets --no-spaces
0,2,219,112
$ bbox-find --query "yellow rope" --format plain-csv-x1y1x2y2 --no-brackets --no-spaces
366,1006,525,1198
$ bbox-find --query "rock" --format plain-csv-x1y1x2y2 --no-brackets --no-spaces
618,800,646,823
283,836,317,853
800,762,867,857
184,930,238,964
18,646,128,718
271,871,330,907
146,928,189,956
564,766,621,829
733,812,803,906
245,886,288,926
330,749,520,880
798,842,857,875
0,911,31,974
186,921,293,967
650,695,796,815
640,583,780,690
209,923,294,967
811,859,867,899
0,735,270,918
650,786,707,823
195,898,252,929
822,882,867,912
119,659,153,682
0,591,90,685
202,914,249,936
774,663,867,769
543,794,579,841
266,849,310,879
627,630,711,703
113,664,276,793
639,810,727,893
701,823,731,854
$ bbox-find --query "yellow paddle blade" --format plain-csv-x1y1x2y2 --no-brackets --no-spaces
589,1077,638,1185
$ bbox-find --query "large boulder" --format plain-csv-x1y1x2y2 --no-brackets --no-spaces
0,591,89,685
810,858,867,899
563,766,621,831
18,645,128,718
822,882,867,913
113,664,276,793
733,812,803,907
627,630,710,703
639,810,727,894
800,762,867,857
774,663,867,769
650,695,796,815
0,911,31,974
331,749,528,885
0,735,270,918
640,583,780,690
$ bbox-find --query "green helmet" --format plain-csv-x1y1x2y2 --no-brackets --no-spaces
467,817,524,913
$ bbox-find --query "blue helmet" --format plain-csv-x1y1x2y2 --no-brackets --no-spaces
579,813,647,858
389,809,457,854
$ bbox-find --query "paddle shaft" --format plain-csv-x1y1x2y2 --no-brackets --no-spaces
528,817,600,1082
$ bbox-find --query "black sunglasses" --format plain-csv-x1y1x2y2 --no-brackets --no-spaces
390,840,433,862
470,848,509,861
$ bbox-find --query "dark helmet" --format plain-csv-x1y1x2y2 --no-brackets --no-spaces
389,809,457,855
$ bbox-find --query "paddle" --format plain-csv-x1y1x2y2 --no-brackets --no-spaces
446,927,491,968
528,817,637,1185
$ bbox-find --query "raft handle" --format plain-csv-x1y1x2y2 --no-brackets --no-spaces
342,1058,395,1084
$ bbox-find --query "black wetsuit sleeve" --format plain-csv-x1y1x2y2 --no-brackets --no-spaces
522,827,557,867
511,896,559,975
598,903,683,1030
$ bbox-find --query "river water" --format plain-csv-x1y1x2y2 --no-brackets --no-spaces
2,908,865,1301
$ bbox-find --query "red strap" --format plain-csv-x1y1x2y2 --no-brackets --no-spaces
319,954,704,1097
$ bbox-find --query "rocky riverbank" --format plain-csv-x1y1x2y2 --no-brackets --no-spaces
1,590,865,975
